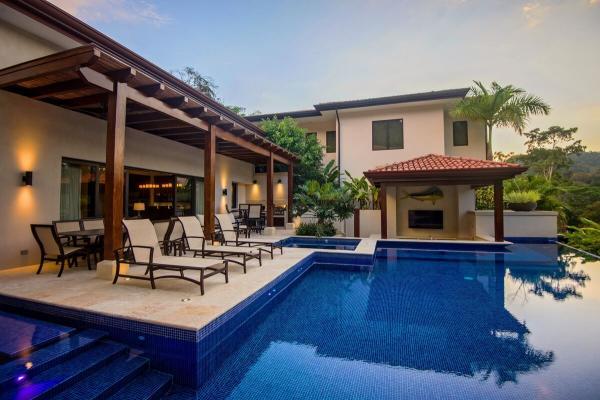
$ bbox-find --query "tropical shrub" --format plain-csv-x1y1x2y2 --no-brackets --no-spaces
295,222,336,237
293,180,354,237
565,218,600,257
504,190,541,204
343,171,379,210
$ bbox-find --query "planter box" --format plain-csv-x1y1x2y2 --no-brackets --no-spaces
474,210,558,239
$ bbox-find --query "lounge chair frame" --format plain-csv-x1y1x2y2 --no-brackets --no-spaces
114,222,228,295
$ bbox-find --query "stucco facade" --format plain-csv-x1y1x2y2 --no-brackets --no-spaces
0,11,257,268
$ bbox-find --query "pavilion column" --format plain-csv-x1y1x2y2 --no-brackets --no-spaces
380,184,388,239
287,163,294,222
266,152,274,227
204,124,216,238
103,81,127,260
493,180,504,242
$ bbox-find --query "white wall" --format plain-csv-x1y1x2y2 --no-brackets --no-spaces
0,90,254,268
0,18,75,69
246,172,288,206
443,111,486,159
475,210,558,238
338,105,446,177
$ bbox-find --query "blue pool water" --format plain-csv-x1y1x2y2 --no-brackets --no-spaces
193,243,600,399
279,237,360,250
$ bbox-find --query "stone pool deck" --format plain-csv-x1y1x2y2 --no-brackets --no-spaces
0,237,378,331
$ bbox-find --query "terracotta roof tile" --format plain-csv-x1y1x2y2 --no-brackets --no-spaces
367,154,523,173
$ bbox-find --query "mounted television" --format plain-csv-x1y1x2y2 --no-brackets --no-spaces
408,210,443,229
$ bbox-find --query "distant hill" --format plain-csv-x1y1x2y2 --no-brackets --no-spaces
568,152,600,185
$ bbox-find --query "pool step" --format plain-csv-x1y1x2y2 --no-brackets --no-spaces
0,340,127,400
0,329,107,391
0,310,75,360
0,310,175,399
50,354,150,400
107,370,173,400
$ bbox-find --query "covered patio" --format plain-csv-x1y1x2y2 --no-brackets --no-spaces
0,45,298,261
364,154,527,242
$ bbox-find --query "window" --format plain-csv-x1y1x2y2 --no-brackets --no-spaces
326,131,336,153
453,121,468,146
59,158,203,220
372,119,403,150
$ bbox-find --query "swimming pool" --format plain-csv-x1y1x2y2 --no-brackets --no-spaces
190,242,600,399
279,237,361,250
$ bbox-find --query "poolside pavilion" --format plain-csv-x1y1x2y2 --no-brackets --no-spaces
0,41,297,263
364,154,528,242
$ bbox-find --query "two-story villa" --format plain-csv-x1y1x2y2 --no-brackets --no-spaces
247,93,525,240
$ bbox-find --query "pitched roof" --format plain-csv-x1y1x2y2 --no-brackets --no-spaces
314,88,470,111
364,154,527,185
367,154,523,173
245,88,469,122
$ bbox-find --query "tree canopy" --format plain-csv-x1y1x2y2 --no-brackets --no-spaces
518,126,585,181
260,117,324,187
451,81,550,159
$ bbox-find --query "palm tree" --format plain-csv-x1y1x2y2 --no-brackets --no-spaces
451,81,551,160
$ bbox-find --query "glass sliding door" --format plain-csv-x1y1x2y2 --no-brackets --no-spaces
59,158,202,221
60,161,105,220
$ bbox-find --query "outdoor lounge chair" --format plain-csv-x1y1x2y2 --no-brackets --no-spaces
215,214,285,259
114,219,228,294
31,224,90,277
178,216,263,273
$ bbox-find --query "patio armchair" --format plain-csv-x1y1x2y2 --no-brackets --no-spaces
163,218,185,255
81,218,104,264
247,204,264,236
114,219,228,294
178,216,263,273
215,214,285,259
53,219,85,246
31,224,90,277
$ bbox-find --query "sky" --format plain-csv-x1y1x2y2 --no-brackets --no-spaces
48,0,600,153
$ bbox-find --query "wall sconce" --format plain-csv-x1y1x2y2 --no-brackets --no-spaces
222,188,228,196
22,171,33,186
277,178,282,184
252,179,257,184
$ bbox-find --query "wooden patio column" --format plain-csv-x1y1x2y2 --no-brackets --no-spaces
493,180,504,242
380,184,387,239
266,152,274,227
287,162,294,223
204,124,216,238
103,81,127,260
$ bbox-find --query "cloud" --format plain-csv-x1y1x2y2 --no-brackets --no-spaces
522,2,546,27
48,0,170,26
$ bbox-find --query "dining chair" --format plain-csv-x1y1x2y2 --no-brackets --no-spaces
31,224,90,277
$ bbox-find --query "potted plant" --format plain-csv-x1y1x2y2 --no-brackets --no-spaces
505,190,541,211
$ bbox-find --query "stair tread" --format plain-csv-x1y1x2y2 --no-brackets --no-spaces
0,311,75,359
0,341,127,400
107,369,172,400
160,385,199,400
0,329,107,387
50,354,149,400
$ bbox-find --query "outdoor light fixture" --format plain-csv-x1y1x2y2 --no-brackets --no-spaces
253,179,257,184
277,178,282,184
222,188,228,196
22,171,33,186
